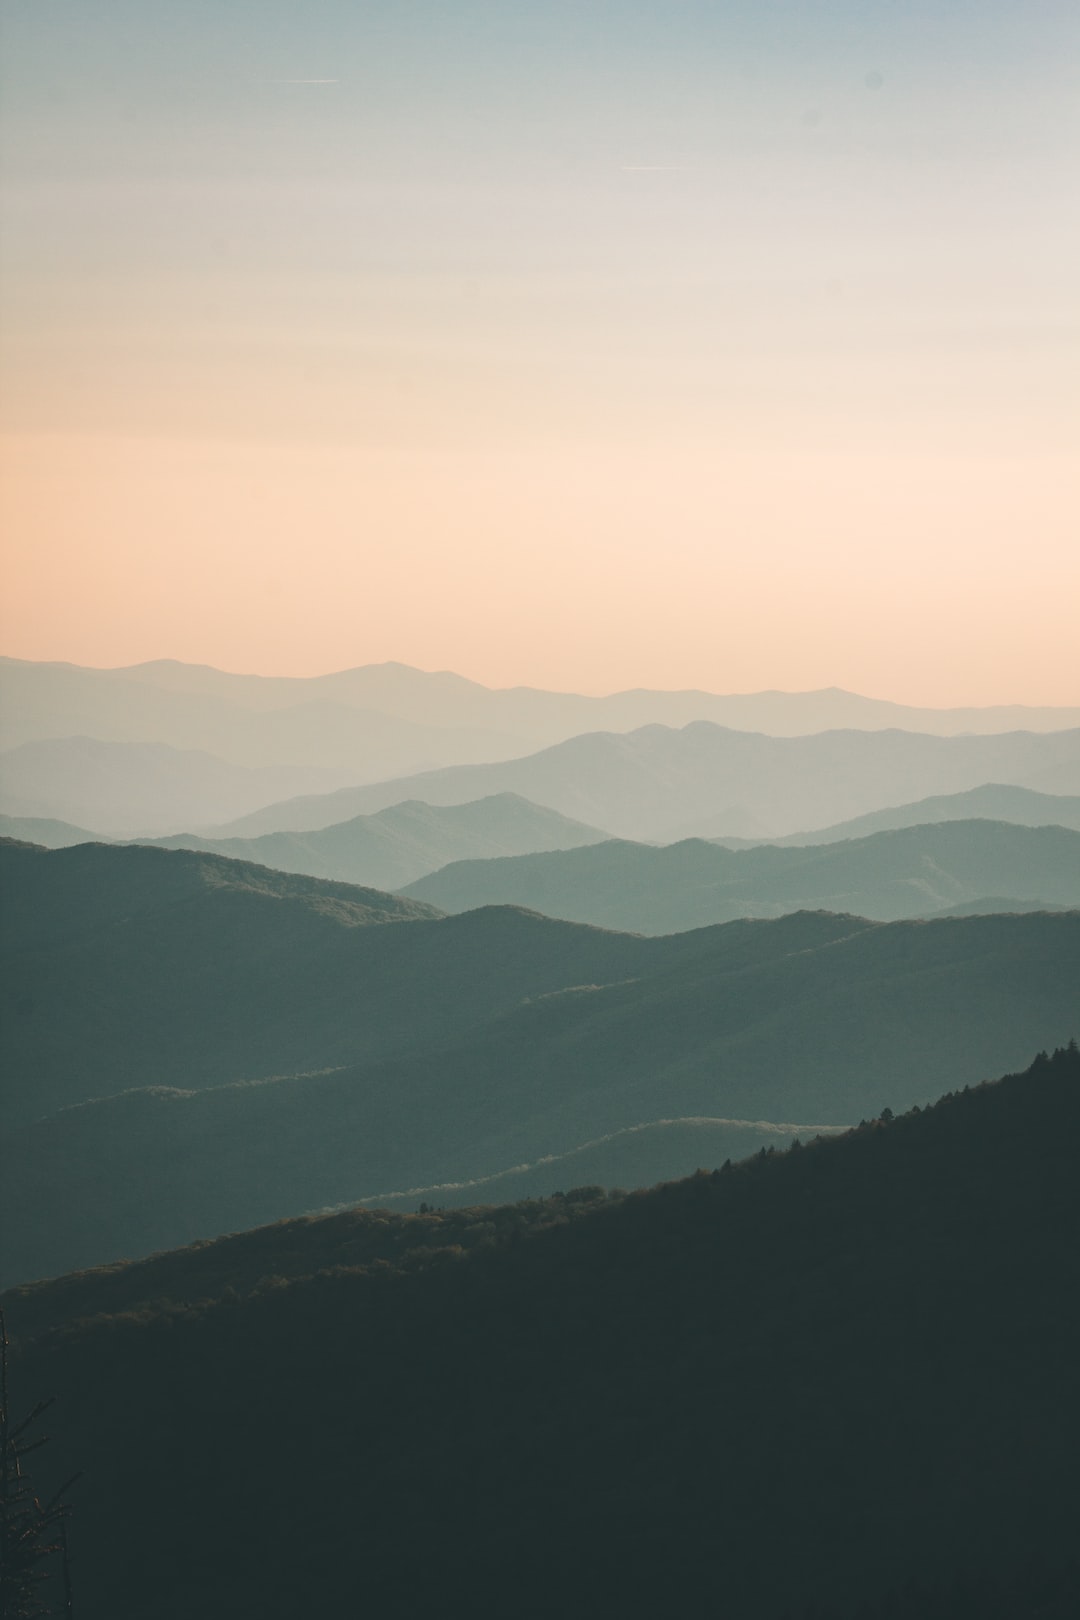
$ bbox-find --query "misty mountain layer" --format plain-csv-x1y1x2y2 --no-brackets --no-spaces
0,736,362,836
210,722,1080,840
405,820,1080,932
140,792,608,889
708,782,1080,844
5,655,1078,768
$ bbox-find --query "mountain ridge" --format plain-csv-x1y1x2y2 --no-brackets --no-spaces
138,792,610,889
404,819,1080,932
4,889,1076,1281
209,721,1080,840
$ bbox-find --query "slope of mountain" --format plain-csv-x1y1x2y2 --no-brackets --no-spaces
5,654,1079,758
141,793,609,889
0,840,715,1128
5,1045,1078,1620
0,736,363,836
706,782,1080,846
405,821,1080,932
3,904,1076,1282
0,812,106,847
210,723,1080,840
344,1116,848,1212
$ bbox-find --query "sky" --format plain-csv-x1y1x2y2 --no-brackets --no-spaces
1,0,1077,703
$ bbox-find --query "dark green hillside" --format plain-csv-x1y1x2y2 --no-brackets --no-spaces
405,819,1080,932
4,909,1076,1282
141,791,609,889
0,840,713,1127
5,1045,1079,1620
0,837,436,952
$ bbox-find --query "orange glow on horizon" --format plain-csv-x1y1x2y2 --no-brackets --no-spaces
3,431,1077,707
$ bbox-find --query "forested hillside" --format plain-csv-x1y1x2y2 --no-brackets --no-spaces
5,1045,1078,1620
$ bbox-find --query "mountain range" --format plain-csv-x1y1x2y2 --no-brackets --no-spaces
5,782,1078,869
404,820,1080,932
140,793,608,889
1,838,704,1128
6,655,1078,766
5,1044,1078,1619
6,656,1080,839
3,837,1077,1281
0,736,361,836
211,722,1080,841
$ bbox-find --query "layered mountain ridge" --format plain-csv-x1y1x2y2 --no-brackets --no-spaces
404,819,1080,932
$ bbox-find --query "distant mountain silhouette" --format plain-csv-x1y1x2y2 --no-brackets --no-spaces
0,812,106,847
0,657,525,774
0,736,362,836
3,861,1076,1281
5,655,1078,771
139,793,609,888
211,722,1080,840
930,894,1076,917
5,1045,1079,1619
706,782,1080,845
405,821,1080,932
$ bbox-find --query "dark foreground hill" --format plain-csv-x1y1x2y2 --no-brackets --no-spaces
142,791,609,889
345,1116,847,1212
0,840,710,1128
5,1045,1079,1620
405,820,1080,932
4,905,1077,1282
211,721,1080,840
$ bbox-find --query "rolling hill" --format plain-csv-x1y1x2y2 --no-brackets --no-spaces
0,839,709,1127
4,1044,1078,1619
209,722,1080,840
3,901,1076,1283
140,793,609,888
404,820,1080,932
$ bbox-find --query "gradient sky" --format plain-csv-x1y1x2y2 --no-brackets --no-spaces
2,0,1077,701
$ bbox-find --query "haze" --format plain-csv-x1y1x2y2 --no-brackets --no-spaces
2,1,1078,702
